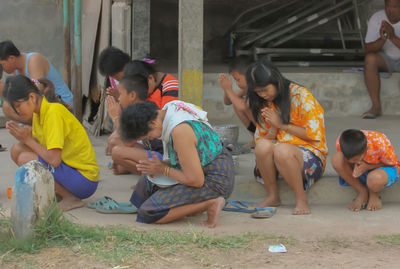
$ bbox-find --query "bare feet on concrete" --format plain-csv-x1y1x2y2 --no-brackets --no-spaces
293,198,311,215
204,197,225,228
349,189,368,212
367,191,382,211
58,196,84,211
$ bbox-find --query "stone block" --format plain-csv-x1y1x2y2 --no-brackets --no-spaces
12,160,55,239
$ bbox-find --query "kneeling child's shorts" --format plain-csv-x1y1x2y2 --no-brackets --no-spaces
339,166,399,188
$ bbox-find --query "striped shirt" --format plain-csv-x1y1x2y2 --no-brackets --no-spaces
147,73,179,109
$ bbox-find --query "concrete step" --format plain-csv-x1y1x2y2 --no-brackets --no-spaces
231,174,400,205
218,116,400,205
230,153,400,205
201,68,400,120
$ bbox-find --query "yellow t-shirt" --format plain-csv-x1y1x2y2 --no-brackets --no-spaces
32,97,99,182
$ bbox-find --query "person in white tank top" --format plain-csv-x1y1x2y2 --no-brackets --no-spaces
362,0,400,119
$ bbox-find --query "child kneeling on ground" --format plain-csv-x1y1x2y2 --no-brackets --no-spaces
331,129,400,212
3,75,99,211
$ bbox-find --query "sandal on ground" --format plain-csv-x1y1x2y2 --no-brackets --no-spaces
223,200,258,213
361,111,381,119
87,196,131,209
95,199,137,214
251,207,277,219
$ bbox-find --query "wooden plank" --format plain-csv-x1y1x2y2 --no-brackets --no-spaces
82,0,102,97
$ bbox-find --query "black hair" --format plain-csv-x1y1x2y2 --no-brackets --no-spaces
228,55,253,75
3,75,67,113
0,64,3,79
98,46,131,76
120,74,149,101
0,40,20,60
339,129,367,160
119,101,159,141
246,59,291,125
123,60,156,78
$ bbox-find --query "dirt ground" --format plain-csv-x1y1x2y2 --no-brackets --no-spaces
2,236,399,269
1,121,400,269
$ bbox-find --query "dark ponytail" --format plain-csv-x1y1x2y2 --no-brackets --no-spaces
36,77,68,107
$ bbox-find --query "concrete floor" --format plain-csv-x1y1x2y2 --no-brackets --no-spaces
1,116,400,238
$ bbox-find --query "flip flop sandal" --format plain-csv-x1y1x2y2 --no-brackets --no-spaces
223,200,258,213
95,199,137,214
0,144,7,152
87,196,131,209
361,112,381,119
251,207,277,219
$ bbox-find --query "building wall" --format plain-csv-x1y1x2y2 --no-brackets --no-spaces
0,0,64,75
0,0,384,73
150,0,383,63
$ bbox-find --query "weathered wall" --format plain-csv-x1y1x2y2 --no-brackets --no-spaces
150,0,267,62
150,0,383,63
0,0,64,74
0,0,384,72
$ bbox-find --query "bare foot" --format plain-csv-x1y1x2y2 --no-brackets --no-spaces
203,197,225,228
367,191,382,211
256,196,281,208
292,198,311,215
58,197,84,211
349,189,368,212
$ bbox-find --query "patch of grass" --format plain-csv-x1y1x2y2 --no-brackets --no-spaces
376,234,400,246
317,236,352,248
0,203,296,265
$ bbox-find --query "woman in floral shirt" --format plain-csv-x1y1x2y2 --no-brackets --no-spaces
246,59,328,215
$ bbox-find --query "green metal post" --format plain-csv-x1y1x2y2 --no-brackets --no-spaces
63,0,71,89
74,0,82,120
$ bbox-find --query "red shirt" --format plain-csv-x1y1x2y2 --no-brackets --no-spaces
147,73,179,109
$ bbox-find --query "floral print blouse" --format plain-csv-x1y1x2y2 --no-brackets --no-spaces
336,130,400,173
255,83,328,168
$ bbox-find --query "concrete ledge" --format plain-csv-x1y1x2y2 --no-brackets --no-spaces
202,71,400,121
231,175,400,206
232,114,400,204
